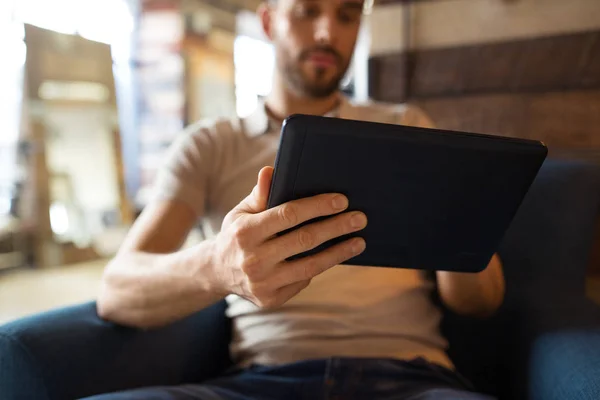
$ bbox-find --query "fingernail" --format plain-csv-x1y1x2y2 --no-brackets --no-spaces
351,213,367,229
352,238,366,253
332,195,348,210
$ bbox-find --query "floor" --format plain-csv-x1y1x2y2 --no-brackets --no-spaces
0,259,106,325
1,260,600,326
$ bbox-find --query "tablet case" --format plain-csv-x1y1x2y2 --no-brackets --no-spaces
267,114,547,272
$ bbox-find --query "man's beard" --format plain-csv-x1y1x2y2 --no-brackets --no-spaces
278,45,349,99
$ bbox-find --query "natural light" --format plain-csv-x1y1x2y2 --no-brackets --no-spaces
234,35,275,118
13,0,134,44
0,0,134,141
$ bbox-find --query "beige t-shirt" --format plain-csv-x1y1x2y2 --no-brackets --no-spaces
153,95,453,370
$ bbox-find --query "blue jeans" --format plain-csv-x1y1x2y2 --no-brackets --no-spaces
82,357,495,400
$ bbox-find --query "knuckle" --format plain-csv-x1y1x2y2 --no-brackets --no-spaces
346,243,358,257
337,218,351,233
335,241,360,263
318,195,332,214
278,204,299,226
231,221,253,246
302,255,336,279
301,259,317,280
296,229,315,249
347,238,364,255
240,252,262,278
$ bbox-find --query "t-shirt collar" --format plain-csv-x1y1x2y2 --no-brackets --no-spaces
242,94,350,138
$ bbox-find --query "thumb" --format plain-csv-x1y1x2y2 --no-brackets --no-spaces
238,166,274,214
255,166,274,211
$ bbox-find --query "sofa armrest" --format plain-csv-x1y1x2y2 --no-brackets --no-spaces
524,297,600,400
506,296,600,400
442,291,600,400
0,300,231,400
529,327,600,400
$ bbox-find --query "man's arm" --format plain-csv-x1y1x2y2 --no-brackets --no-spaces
436,254,505,317
97,199,223,328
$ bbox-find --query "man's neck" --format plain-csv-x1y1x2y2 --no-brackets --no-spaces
265,79,341,123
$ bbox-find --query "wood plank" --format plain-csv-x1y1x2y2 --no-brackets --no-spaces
369,30,600,101
461,41,526,93
511,32,596,91
578,34,600,87
409,46,467,97
411,90,600,149
368,54,408,103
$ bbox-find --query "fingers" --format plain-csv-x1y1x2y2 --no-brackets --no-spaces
263,211,367,264
251,193,350,239
270,237,366,287
255,166,274,211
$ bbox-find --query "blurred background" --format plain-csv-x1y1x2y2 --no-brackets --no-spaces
0,0,599,324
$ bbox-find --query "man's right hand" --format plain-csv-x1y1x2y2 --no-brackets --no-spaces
206,166,367,309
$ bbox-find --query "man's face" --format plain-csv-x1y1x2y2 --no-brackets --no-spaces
265,0,364,98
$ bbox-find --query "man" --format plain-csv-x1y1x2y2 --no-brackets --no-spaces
91,0,505,398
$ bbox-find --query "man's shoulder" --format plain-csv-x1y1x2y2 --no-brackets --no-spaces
181,115,244,140
342,98,434,129
158,116,245,169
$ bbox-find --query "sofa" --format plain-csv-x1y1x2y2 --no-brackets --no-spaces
1,159,599,400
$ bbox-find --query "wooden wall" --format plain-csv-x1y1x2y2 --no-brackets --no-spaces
369,30,600,154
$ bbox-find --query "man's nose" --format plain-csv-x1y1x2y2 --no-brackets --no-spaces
314,15,337,45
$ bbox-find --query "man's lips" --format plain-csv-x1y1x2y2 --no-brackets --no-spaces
306,53,337,68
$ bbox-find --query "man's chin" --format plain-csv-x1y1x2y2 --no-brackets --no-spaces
301,83,340,99
284,67,344,98
300,75,344,98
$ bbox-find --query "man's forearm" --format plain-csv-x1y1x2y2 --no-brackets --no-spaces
97,240,223,329
436,254,505,317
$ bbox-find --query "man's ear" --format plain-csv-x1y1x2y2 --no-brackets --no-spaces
257,2,274,41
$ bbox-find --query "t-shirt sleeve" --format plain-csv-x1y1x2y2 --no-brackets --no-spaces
397,105,436,129
150,125,216,217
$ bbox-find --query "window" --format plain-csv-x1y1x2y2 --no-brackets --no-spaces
0,0,134,217
234,35,274,118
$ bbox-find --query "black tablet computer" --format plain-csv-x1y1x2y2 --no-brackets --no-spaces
267,114,547,272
